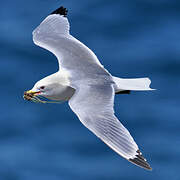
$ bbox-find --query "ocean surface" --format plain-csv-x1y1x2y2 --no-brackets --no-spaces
1,0,180,180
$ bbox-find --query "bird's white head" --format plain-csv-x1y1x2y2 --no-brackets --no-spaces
31,77,57,97
24,72,75,102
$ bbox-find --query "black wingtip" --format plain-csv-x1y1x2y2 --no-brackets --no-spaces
51,6,68,17
129,150,152,170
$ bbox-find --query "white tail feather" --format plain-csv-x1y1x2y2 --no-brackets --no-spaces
113,76,155,92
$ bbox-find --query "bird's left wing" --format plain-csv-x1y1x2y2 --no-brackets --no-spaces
69,83,152,170
32,6,103,73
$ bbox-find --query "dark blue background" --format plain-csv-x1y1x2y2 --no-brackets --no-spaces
1,0,180,179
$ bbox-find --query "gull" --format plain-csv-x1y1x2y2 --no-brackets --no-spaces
24,6,154,170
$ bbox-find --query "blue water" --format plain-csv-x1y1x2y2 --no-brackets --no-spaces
1,0,180,179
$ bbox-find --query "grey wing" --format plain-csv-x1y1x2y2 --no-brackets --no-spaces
32,6,104,75
69,83,152,170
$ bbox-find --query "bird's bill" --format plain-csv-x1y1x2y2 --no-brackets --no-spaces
23,90,41,101
25,90,41,96
23,90,62,104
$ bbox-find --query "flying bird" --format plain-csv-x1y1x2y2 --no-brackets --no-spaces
24,6,154,170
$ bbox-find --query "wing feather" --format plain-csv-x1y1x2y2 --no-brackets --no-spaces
69,83,152,170
32,9,103,72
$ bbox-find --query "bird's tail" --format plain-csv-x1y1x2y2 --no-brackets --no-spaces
113,76,155,94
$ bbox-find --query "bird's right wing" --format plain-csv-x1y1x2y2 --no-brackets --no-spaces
69,83,152,170
32,6,104,76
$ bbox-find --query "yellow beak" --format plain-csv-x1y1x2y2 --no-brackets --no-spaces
26,90,37,94
23,90,40,101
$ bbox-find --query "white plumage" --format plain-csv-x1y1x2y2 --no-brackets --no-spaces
27,6,154,170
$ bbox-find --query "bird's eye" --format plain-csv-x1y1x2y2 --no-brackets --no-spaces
40,86,45,90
